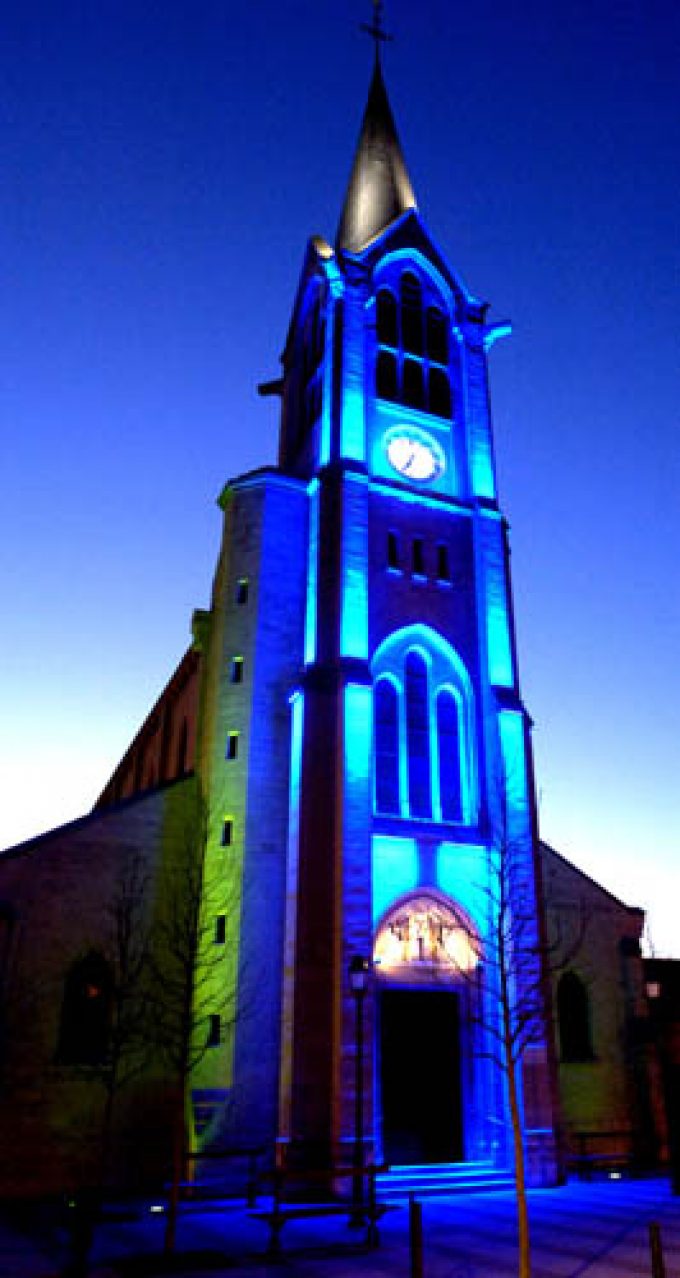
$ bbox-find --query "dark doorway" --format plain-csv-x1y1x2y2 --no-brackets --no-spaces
380,988,462,1164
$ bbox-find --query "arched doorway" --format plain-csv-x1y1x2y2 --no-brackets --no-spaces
373,893,481,1165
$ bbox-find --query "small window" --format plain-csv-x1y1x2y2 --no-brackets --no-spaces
236,578,249,606
376,350,398,401
402,306,423,357
426,307,448,364
401,273,423,355
377,289,398,346
221,818,233,847
436,544,450,582
215,915,226,945
428,367,451,418
403,358,424,409
387,531,400,571
412,539,425,577
226,732,239,760
207,1014,221,1048
231,656,244,684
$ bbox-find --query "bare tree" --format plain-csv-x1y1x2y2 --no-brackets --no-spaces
451,791,587,1278
145,780,239,1253
98,854,152,1189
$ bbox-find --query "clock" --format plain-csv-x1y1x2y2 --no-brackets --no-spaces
384,426,446,483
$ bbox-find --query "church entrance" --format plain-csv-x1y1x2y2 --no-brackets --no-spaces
379,987,462,1164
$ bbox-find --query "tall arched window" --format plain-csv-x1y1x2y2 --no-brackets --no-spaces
405,652,431,818
400,272,423,354
436,690,461,822
375,269,454,420
372,625,477,825
375,678,400,815
56,952,113,1066
377,289,398,347
557,971,593,1062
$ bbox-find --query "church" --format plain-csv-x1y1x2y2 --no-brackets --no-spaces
0,39,666,1198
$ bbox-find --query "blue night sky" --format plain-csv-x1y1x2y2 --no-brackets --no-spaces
2,2,679,954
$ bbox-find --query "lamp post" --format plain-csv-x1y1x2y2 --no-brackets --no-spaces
348,954,370,1226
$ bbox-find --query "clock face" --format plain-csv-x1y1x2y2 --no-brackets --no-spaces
384,426,446,483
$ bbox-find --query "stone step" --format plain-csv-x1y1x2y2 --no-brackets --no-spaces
376,1163,515,1198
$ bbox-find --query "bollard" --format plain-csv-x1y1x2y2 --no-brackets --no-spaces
649,1222,666,1278
409,1194,423,1278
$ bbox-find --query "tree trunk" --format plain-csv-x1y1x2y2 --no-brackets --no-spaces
507,1056,531,1278
164,1086,187,1254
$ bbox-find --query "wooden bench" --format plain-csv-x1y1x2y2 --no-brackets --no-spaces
251,1162,390,1259
568,1131,634,1181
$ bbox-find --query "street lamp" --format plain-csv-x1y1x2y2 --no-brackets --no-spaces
348,954,370,1226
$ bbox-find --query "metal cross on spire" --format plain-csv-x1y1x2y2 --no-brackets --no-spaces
361,0,393,57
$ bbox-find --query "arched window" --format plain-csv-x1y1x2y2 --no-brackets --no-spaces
56,953,113,1066
376,349,398,401
437,690,461,821
401,272,423,354
377,289,398,346
428,366,452,418
403,358,425,409
375,679,400,815
374,269,454,421
372,626,477,825
405,652,431,818
426,307,448,364
557,971,593,1062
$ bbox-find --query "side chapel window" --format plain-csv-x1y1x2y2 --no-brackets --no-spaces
557,971,593,1062
56,952,113,1066
375,270,453,418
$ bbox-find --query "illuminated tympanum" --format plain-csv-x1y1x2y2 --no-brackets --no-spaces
373,895,480,976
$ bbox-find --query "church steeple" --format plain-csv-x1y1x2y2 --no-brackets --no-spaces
336,54,417,254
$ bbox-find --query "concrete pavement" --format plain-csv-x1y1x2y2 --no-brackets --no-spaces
1,1177,679,1277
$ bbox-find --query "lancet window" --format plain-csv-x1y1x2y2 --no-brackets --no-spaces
56,952,113,1066
372,625,476,824
375,269,453,419
557,971,594,1062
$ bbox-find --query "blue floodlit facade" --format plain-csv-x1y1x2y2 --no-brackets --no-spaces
195,53,559,1187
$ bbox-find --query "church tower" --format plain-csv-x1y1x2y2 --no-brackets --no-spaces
196,42,559,1188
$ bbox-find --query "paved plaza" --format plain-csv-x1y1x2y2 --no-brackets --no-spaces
1,1178,679,1277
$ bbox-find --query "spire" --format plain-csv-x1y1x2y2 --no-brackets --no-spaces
336,54,417,254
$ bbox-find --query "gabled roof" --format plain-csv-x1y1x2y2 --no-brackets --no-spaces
539,839,644,917
336,56,417,255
